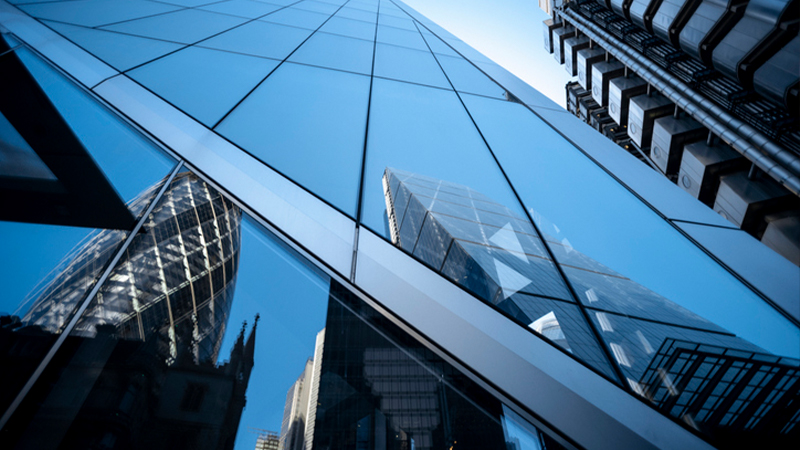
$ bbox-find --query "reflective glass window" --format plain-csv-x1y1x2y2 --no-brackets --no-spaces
100,9,248,45
199,0,285,19
420,31,461,57
362,79,523,234
217,63,370,216
260,7,330,30
294,0,340,14
11,47,176,207
129,46,279,128
0,44,177,416
200,20,314,60
1,168,566,450
318,16,376,40
378,14,416,30
376,24,427,50
433,54,506,99
373,44,450,89
43,21,184,72
288,31,374,75
334,6,377,22
17,0,181,28
460,92,800,361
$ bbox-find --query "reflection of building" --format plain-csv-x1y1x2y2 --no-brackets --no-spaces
383,167,799,440
283,282,511,450
280,359,313,450
279,330,324,450
382,168,592,363
254,430,280,450
0,316,257,450
640,339,800,447
22,172,242,363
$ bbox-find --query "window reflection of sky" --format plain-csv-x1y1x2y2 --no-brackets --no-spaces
0,222,93,313
459,93,800,359
0,45,176,317
215,217,329,449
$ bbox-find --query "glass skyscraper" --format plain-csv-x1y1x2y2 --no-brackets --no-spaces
0,0,798,449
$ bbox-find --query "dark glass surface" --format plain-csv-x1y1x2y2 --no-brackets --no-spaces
0,44,176,418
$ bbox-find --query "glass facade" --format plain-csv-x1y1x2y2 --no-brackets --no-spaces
0,0,798,449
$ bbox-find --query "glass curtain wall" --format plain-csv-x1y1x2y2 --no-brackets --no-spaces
1,0,798,447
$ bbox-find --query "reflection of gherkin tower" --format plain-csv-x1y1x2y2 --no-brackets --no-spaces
23,172,242,363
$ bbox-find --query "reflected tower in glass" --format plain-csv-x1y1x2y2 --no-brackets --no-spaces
382,167,799,443
21,172,242,363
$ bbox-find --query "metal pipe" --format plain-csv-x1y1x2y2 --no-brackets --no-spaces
562,8,800,196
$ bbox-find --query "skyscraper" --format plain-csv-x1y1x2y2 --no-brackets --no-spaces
1,0,798,449
21,172,242,363
541,0,800,264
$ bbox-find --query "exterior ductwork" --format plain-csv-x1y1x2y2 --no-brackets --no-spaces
562,7,800,196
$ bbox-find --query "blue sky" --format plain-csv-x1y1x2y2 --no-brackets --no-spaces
402,0,570,108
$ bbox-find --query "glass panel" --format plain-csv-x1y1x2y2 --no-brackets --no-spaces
460,92,800,360
362,79,524,233
420,31,461,57
13,48,176,206
288,31,373,75
199,0,284,19
587,312,767,382
376,24,427,51
562,265,730,333
318,16,376,40
217,63,370,216
433,54,506,100
1,170,564,450
459,92,800,438
334,6,377,22
373,43,450,89
156,0,220,6
260,6,330,30
0,46,177,416
43,20,184,72
128,46,279,128
378,13,416,31
346,1,378,13
294,0,340,14
100,9,248,45
508,295,620,381
199,20,314,60
17,0,181,28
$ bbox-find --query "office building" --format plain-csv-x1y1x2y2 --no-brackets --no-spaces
1,0,798,449
254,430,281,450
20,171,242,363
542,0,800,264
